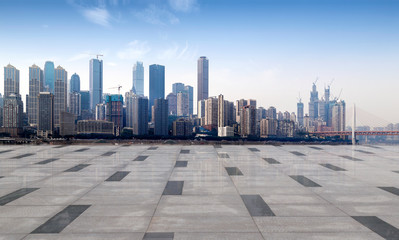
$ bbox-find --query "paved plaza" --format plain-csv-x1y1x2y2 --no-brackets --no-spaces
0,144,398,239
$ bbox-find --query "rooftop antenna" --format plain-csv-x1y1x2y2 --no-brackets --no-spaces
297,92,302,103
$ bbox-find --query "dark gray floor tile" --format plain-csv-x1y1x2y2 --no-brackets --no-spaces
163,181,184,195
394,171,399,174
225,167,243,176
214,145,222,148
365,145,381,149
53,145,67,148
378,187,399,196
263,158,280,164
289,175,321,187
180,149,190,154
320,163,346,171
64,164,90,172
352,216,399,240
74,148,90,152
134,155,148,161
241,195,275,217
175,161,188,167
31,205,91,234
12,153,35,159
340,155,363,161
143,232,174,239
290,151,305,156
101,151,116,156
355,149,374,154
0,188,39,206
0,176,3,179
148,147,158,150
105,171,130,181
248,148,260,152
218,153,230,158
309,146,323,150
36,158,60,165
0,149,13,154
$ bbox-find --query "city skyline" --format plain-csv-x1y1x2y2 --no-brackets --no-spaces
0,0,398,122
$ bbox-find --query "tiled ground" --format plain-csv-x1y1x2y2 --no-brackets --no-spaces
0,144,398,239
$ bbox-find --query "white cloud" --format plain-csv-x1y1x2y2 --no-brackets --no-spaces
135,5,179,25
168,0,197,12
117,41,151,60
157,42,197,61
82,7,111,27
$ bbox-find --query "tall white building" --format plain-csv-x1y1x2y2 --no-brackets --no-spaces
54,66,67,128
177,91,189,117
132,61,144,96
28,64,44,125
4,64,20,97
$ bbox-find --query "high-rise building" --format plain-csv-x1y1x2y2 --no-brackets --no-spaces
332,100,346,132
235,99,246,124
184,85,194,116
153,98,168,136
28,64,43,125
197,56,209,103
309,82,319,120
80,91,90,111
70,73,80,93
90,58,103,110
172,83,185,95
173,119,192,136
267,106,277,119
241,105,256,137
177,91,189,117
166,93,177,115
197,99,206,118
297,100,304,127
132,61,144,95
217,95,235,128
204,96,218,130
105,95,123,131
60,111,76,136
3,93,23,129
69,92,81,117
125,91,148,135
54,66,67,127
37,92,54,137
149,64,165,119
283,111,291,120
44,61,55,93
260,118,278,137
4,64,20,97
95,103,107,121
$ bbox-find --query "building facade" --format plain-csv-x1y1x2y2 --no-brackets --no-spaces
4,64,20,97
197,56,209,102
44,61,54,93
37,92,54,137
149,64,165,119
89,58,103,110
153,98,168,136
69,92,81,117
125,91,148,135
132,61,144,95
28,64,43,125
70,73,80,93
54,66,68,128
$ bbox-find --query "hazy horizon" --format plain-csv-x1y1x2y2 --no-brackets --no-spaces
1,0,398,124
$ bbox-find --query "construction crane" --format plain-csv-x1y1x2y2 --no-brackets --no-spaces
109,85,122,94
297,92,302,103
313,77,319,85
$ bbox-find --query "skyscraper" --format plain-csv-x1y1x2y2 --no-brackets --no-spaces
44,61,55,93
153,98,168,136
3,93,23,129
149,64,165,118
241,105,256,137
297,100,304,127
69,92,81,117
54,66,67,127
4,64,20,97
105,95,124,131
332,100,346,132
90,58,103,110
184,85,194,116
132,61,144,95
204,96,218,130
28,64,43,125
70,73,80,93
166,93,177,115
125,91,148,135
309,82,319,120
177,91,189,117
172,83,185,95
37,92,54,137
197,56,209,103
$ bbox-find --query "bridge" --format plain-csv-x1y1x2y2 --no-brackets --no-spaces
310,131,399,136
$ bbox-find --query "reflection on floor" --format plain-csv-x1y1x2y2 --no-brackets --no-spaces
0,144,398,239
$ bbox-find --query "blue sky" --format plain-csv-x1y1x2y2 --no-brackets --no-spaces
1,0,398,124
